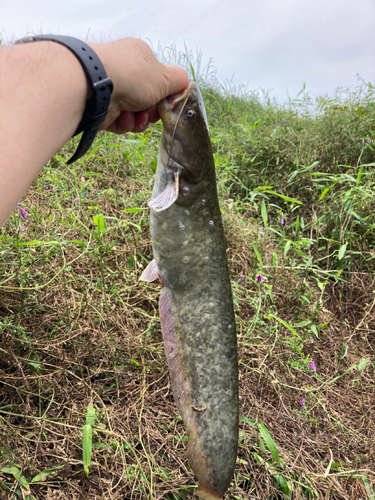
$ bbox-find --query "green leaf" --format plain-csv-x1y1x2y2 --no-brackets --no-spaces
240,415,256,426
319,186,332,201
21,240,58,246
3,466,30,490
261,199,268,229
258,423,280,464
252,452,264,463
21,239,84,249
254,185,272,192
356,165,363,186
93,214,106,233
28,361,41,371
31,465,64,483
174,435,189,443
295,215,300,235
263,190,302,204
357,358,370,371
252,244,263,268
70,240,85,249
284,240,292,257
86,406,96,426
83,423,93,477
267,314,302,339
121,207,148,213
190,63,196,82
293,320,311,327
330,462,345,468
0,466,15,475
275,474,291,498
311,324,318,337
338,243,347,261
259,437,267,454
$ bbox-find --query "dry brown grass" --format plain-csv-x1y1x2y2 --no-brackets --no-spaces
0,142,374,499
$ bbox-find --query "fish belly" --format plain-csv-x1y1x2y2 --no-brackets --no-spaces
153,197,238,499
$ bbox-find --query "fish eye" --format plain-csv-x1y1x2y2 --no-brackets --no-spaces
186,109,195,118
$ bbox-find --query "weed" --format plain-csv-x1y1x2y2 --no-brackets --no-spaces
0,56,374,499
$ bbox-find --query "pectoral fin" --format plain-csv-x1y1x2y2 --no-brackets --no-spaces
139,258,159,282
148,172,179,212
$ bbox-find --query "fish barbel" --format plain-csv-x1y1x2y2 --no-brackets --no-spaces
140,82,238,499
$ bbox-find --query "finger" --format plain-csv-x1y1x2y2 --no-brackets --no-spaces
162,65,189,98
148,111,160,124
146,105,160,123
105,110,135,134
132,110,149,133
146,105,157,116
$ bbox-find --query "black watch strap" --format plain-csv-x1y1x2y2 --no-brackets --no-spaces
15,34,113,164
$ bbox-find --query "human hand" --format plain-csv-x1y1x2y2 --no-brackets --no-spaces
88,38,189,134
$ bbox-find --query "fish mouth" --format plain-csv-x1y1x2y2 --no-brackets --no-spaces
159,82,199,178
158,82,198,119
165,82,197,110
161,82,209,129
158,81,207,182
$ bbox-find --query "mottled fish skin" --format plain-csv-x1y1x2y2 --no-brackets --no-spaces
150,83,238,499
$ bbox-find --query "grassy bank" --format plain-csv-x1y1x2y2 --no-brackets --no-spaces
0,78,374,499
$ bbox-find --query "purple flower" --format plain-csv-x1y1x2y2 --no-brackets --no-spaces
17,222,24,232
281,217,285,225
74,198,80,203
257,275,266,284
19,207,28,219
367,139,370,144
238,274,245,285
45,186,49,190
300,399,306,406
362,140,365,147
82,178,87,185
356,138,359,143
310,361,316,372
101,130,104,134
16,203,19,210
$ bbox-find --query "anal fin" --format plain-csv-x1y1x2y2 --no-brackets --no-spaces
148,172,179,212
139,258,159,282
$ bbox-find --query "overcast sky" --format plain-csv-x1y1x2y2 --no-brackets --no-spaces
2,0,375,102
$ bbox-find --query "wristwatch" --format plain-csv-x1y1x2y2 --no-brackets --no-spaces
15,34,113,164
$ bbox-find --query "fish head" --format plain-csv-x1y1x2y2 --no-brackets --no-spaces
158,82,212,182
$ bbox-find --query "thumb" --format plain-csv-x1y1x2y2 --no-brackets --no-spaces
161,64,190,99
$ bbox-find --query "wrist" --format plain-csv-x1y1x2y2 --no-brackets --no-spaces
9,40,88,140
86,42,121,123
15,35,113,163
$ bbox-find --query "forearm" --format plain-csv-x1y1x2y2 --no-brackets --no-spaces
0,41,87,226
0,37,189,227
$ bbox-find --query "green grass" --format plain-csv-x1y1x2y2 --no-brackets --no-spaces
0,70,374,499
